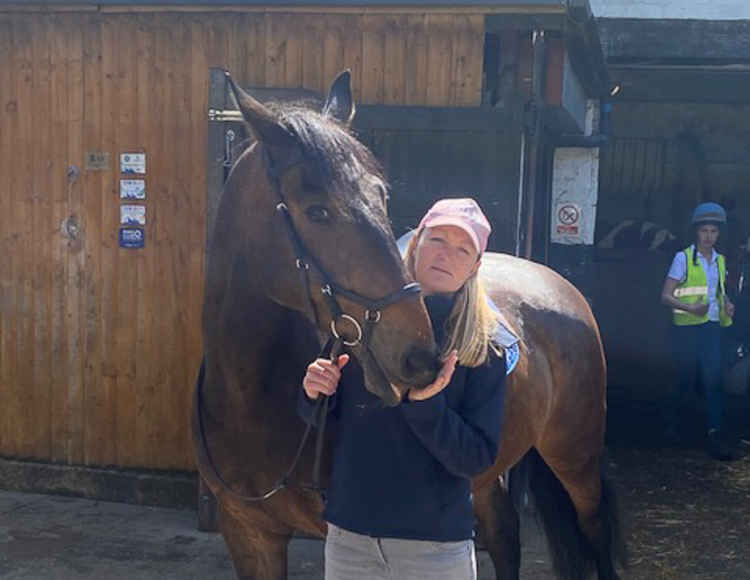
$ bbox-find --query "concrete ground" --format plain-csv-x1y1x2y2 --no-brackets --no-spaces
0,490,553,579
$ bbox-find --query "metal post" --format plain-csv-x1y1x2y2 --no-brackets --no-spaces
523,29,546,260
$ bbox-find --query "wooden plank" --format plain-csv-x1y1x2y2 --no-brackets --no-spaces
227,12,246,87
65,12,86,465
425,14,454,106
14,15,36,458
80,13,108,466
245,12,266,86
204,12,228,72
169,15,194,468
31,12,53,459
0,15,14,457
48,13,71,463
404,14,428,105
265,13,285,88
139,12,167,469
284,13,303,88
98,12,120,468
340,14,363,103
383,14,406,105
113,14,140,468
361,14,385,104
188,15,209,471
133,12,156,469
452,14,484,106
322,14,345,94
302,14,323,94
88,5,568,16
155,11,181,469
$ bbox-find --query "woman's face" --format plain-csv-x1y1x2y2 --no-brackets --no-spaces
696,224,720,249
413,225,481,295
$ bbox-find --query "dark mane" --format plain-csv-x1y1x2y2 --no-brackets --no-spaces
268,104,385,189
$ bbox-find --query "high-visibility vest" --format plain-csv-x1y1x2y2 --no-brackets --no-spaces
672,246,733,327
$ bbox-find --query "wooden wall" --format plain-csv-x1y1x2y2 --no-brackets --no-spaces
0,10,485,471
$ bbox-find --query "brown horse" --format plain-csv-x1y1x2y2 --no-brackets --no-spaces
194,71,625,580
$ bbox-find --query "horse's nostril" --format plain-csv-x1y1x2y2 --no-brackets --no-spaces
403,346,440,380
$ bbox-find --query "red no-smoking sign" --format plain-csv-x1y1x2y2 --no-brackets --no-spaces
556,204,580,235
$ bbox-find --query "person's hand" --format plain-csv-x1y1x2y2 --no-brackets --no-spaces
408,350,458,402
725,299,736,318
303,355,349,400
690,302,709,317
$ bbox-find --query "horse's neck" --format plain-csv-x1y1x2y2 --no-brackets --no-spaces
203,282,319,421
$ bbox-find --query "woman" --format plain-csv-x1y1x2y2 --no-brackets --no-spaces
299,198,506,580
660,202,736,461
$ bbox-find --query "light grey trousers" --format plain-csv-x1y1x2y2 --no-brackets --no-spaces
324,523,477,580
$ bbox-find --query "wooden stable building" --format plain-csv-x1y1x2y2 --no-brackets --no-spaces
0,0,608,503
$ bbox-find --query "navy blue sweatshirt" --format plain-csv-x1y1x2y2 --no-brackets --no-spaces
298,295,506,541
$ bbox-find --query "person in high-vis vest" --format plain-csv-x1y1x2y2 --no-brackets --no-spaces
661,202,736,461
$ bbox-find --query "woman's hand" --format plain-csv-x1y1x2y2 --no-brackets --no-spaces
725,299,736,318
408,350,458,402
303,355,349,400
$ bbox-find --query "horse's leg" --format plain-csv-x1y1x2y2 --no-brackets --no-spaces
537,447,622,580
219,503,292,580
473,478,520,580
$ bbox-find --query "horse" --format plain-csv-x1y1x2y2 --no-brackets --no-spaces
194,70,626,580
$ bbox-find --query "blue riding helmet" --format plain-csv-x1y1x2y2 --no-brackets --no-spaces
691,202,727,225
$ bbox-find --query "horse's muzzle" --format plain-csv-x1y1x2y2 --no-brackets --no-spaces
400,344,440,389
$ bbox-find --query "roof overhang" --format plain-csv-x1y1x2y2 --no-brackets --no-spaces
599,18,750,104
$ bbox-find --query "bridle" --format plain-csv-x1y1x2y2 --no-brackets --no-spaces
195,140,421,503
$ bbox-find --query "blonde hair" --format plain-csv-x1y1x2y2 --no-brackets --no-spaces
404,228,501,367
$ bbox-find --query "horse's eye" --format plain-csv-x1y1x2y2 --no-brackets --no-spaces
305,205,330,223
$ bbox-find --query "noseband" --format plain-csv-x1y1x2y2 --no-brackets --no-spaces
195,140,422,504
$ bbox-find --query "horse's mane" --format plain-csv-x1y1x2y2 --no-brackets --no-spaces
240,102,386,192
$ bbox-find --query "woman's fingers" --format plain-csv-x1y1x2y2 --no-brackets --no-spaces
409,350,458,401
303,376,338,398
303,356,349,399
304,377,338,396
434,350,458,386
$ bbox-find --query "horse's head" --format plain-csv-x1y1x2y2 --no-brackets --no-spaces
223,70,439,405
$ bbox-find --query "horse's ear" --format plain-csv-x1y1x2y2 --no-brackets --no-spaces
225,72,296,150
322,70,356,126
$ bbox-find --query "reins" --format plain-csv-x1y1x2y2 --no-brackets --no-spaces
194,337,341,503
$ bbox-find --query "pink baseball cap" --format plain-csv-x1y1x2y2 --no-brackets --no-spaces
418,198,491,256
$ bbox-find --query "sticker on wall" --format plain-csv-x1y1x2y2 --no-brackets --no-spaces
119,227,145,249
120,179,146,200
85,152,110,171
120,204,146,226
120,153,146,175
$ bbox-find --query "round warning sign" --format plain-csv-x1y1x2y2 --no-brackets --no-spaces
556,203,580,235
558,204,579,225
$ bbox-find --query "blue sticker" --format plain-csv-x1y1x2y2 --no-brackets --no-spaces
505,342,519,376
119,227,145,249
